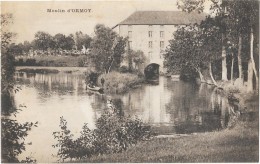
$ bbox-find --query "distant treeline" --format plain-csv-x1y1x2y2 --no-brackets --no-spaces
9,31,92,56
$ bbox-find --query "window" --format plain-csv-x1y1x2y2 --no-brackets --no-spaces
128,25,132,29
128,41,132,49
160,25,164,28
160,31,164,38
149,41,153,48
160,41,164,49
148,51,152,59
148,31,153,37
149,25,153,29
128,31,132,38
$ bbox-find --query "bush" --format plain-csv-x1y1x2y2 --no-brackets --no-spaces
98,72,144,94
1,118,38,162
53,107,151,161
179,67,199,82
25,59,37,66
119,66,129,73
52,117,94,161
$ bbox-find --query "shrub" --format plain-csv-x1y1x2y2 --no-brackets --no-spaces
53,107,151,161
119,66,129,73
1,118,38,162
25,59,37,66
52,117,94,161
98,72,144,94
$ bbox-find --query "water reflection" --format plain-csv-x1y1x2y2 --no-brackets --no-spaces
14,71,233,162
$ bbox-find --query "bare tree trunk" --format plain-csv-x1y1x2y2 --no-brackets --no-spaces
107,58,114,74
250,27,259,90
237,34,243,79
209,62,217,86
197,68,205,83
247,59,254,93
222,34,228,81
231,53,234,83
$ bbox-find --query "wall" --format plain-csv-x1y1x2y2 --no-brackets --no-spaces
115,24,177,67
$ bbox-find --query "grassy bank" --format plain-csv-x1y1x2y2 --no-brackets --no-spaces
16,66,94,74
97,71,145,94
15,55,90,67
78,97,258,163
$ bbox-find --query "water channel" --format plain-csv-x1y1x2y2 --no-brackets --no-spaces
14,69,231,162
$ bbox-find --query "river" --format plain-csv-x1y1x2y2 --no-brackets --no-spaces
14,68,231,162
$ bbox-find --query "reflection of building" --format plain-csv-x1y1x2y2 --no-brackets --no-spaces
113,11,205,66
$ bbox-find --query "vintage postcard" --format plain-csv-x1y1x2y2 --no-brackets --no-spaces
1,0,259,163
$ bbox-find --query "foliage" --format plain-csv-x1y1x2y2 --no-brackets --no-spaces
1,118,38,163
177,0,205,13
164,25,205,74
15,55,90,67
90,24,127,73
53,109,151,161
52,117,94,161
1,13,17,49
128,50,147,72
119,66,129,73
75,31,92,51
53,33,75,50
97,71,144,94
1,13,38,162
33,31,55,51
165,0,259,87
86,72,99,85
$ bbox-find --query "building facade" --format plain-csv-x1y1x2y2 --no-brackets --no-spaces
113,11,205,67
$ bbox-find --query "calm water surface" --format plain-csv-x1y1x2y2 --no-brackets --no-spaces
14,70,230,162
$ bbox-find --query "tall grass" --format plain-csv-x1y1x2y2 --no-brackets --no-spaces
97,71,145,94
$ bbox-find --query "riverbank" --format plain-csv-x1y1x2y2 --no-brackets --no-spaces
78,96,258,163
97,71,145,94
16,66,93,74
15,55,89,67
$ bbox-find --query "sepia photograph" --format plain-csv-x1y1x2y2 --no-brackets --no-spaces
1,0,259,163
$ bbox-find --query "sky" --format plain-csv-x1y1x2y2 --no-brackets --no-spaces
2,0,212,43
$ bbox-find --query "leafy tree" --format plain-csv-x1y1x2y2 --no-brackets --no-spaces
177,0,205,13
1,14,16,49
1,13,37,162
64,34,75,50
54,33,67,50
128,50,147,72
22,41,32,53
8,43,23,56
164,25,207,81
75,31,92,51
173,0,259,92
33,31,54,51
90,24,126,73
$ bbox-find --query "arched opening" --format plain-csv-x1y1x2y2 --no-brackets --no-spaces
144,63,160,83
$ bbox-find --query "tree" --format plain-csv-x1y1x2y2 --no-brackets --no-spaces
177,0,205,13
33,31,54,51
1,14,16,49
64,35,75,50
54,33,67,50
75,31,92,51
111,36,127,70
8,43,23,56
90,24,126,73
1,13,37,162
175,0,259,92
128,50,147,71
164,25,207,82
22,41,31,53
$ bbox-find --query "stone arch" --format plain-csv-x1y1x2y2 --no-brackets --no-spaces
144,63,160,82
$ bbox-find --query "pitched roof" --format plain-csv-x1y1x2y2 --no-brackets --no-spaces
117,11,206,25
